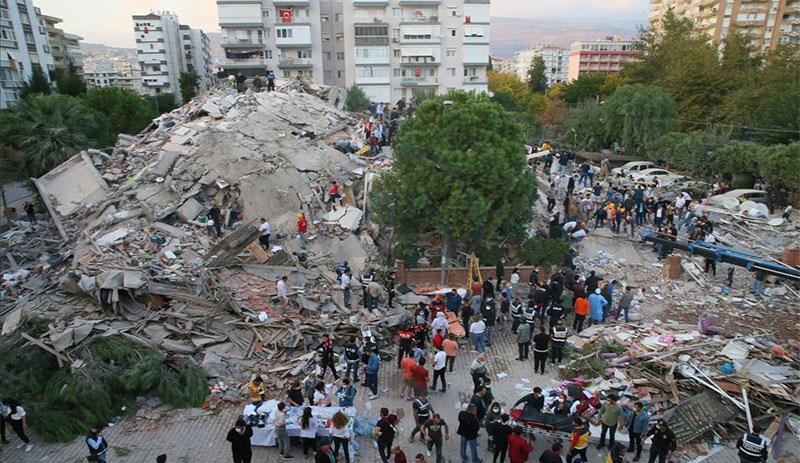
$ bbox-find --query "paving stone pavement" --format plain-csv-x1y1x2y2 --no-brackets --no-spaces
1,325,750,463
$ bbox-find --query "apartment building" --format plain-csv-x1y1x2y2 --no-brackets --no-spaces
216,0,489,103
85,70,144,94
490,55,514,74
0,0,55,108
40,14,84,75
648,0,800,51
513,44,568,86
567,38,640,82
132,12,212,104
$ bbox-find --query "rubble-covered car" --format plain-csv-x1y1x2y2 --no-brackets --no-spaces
708,189,769,207
611,160,655,177
632,168,688,187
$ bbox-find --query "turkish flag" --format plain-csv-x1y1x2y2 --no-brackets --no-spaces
144,26,149,34
280,9,292,23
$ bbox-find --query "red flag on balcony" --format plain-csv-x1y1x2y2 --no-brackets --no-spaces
144,26,149,34
280,9,293,23
465,16,471,23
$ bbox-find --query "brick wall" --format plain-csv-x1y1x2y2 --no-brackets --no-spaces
395,260,545,287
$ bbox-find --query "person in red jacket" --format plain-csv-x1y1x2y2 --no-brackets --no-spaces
296,213,308,248
508,425,534,463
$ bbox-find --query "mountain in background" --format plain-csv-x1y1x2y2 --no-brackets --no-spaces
490,16,643,58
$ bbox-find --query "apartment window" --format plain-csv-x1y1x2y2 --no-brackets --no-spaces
321,15,329,22
336,33,344,42
393,49,401,58
322,32,331,41
262,9,270,17
296,50,311,59
449,29,456,37
324,70,332,79
446,67,455,76
277,28,292,38
337,70,343,78
445,48,456,57
265,50,273,59
355,26,388,36
335,13,343,22
323,51,332,60
0,28,15,41
264,28,271,38
392,8,401,17
356,47,389,58
283,70,291,78
357,66,389,78
393,68,402,77
337,52,344,60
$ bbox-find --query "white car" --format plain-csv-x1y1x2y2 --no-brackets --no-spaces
611,161,655,177
708,189,770,206
634,168,686,187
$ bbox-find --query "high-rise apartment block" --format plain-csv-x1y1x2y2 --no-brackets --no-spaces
567,38,640,82
40,14,84,75
132,12,212,104
649,0,800,52
0,0,55,108
513,45,568,86
216,0,490,103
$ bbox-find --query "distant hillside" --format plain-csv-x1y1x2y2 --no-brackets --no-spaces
490,17,642,58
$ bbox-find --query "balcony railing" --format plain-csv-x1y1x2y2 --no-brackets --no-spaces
278,57,313,67
400,15,439,23
401,76,438,85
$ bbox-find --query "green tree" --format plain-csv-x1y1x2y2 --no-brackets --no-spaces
0,95,112,176
344,84,370,112
490,90,521,113
146,93,178,114
646,130,729,177
178,70,200,103
760,142,800,195
19,65,52,98
83,87,156,136
558,73,608,105
527,56,548,94
600,84,677,155
710,140,762,187
0,145,27,212
372,91,537,262
52,63,86,96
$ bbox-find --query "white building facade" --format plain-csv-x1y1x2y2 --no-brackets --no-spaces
132,12,212,103
513,44,568,86
216,0,489,103
1,0,55,108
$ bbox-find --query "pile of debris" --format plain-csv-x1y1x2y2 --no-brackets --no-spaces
0,85,402,403
565,321,799,461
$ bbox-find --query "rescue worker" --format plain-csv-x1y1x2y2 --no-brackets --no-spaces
736,424,768,463
510,298,524,333
643,419,676,463
550,318,568,364
361,268,375,308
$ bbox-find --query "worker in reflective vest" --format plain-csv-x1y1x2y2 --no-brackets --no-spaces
510,299,523,333
550,319,568,364
736,425,768,463
523,303,537,328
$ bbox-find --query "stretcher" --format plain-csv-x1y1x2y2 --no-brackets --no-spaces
446,310,465,338
509,408,573,441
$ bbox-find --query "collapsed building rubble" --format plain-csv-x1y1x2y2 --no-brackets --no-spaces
1,86,401,405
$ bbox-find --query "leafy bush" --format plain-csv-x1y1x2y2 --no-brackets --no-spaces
519,237,571,270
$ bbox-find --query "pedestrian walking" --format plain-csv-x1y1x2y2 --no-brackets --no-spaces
376,409,399,463
597,395,622,450
515,318,531,361
625,401,649,462
258,218,271,250
341,269,352,308
469,316,486,353
316,334,339,380
469,354,488,391
2,399,31,452
365,347,381,399
431,344,447,392
566,416,589,463
421,413,449,463
410,392,433,443
490,414,513,463
457,404,481,463
550,319,568,364
443,334,459,373
296,213,308,248
615,286,634,323
330,411,352,463
226,417,253,463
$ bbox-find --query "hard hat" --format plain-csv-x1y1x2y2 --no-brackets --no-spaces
297,213,304,218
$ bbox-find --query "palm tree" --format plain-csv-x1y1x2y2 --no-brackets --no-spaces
0,95,104,176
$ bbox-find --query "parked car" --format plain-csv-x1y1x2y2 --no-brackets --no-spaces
708,189,769,206
611,161,656,177
634,168,687,187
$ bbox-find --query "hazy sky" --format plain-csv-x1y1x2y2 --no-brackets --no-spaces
34,0,649,48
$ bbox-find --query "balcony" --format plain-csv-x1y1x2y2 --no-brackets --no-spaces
399,56,440,66
1,80,25,89
464,0,489,3
463,34,489,44
222,40,265,48
398,0,440,4
278,57,313,67
353,0,388,4
225,57,270,67
401,76,438,85
400,15,439,23
355,54,391,65
353,17,389,24
273,0,309,5
463,77,488,85
355,36,390,45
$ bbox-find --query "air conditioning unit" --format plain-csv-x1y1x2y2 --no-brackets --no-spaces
392,38,399,43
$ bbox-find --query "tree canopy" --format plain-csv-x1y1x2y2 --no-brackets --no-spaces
179,71,200,103
51,63,86,97
372,91,537,260
20,65,51,99
345,85,370,112
526,56,548,94
82,87,156,136
0,95,113,176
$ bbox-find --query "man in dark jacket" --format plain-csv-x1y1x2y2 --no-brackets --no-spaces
643,419,677,463
480,298,497,347
513,386,544,413
483,278,495,299
495,258,505,293
538,442,563,463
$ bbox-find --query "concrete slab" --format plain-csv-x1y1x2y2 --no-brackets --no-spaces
175,198,203,223
150,151,180,177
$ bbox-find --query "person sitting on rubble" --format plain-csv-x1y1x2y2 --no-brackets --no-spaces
329,181,342,210
252,75,263,92
247,375,266,405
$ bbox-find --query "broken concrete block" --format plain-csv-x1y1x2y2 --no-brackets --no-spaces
152,221,191,239
175,198,203,223
150,151,180,177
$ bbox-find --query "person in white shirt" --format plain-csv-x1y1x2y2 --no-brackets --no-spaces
276,275,288,313
329,411,353,463
3,399,32,452
431,344,448,393
274,401,294,459
341,270,352,308
469,317,486,353
258,218,271,250
299,407,318,458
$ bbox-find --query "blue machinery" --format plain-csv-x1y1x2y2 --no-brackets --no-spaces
641,230,800,283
